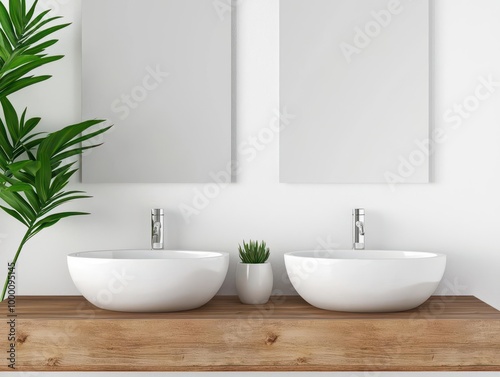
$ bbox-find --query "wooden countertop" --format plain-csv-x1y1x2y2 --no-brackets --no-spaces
8,295,500,319
1,295,500,371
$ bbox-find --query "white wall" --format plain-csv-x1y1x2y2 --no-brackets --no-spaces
2,0,500,375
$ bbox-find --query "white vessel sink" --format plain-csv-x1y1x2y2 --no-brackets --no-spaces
285,250,446,312
68,250,229,312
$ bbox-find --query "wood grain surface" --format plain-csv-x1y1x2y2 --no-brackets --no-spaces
1,295,499,371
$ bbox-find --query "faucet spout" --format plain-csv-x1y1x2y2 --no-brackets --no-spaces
352,208,365,250
151,209,164,250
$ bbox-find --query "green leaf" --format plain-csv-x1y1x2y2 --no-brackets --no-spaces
23,186,39,212
20,0,26,23
0,44,10,62
0,97,19,142
0,189,35,222
23,38,57,55
0,116,13,157
39,194,90,217
38,119,105,158
0,147,8,166
9,0,24,36
24,9,50,33
0,29,13,54
0,55,41,76
20,160,39,176
0,1,17,45
19,107,26,131
18,130,45,145
14,135,44,159
50,159,73,180
33,211,89,230
45,190,86,205
22,23,70,47
0,74,51,98
0,205,28,226
51,160,76,177
9,169,34,185
7,160,34,173
21,16,62,42
63,124,112,151
49,168,75,196
20,116,41,137
4,182,32,192
34,154,51,203
24,0,38,25
51,144,100,164
0,172,15,184
0,55,63,92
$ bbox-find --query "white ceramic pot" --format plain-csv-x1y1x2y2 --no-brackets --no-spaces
235,262,273,304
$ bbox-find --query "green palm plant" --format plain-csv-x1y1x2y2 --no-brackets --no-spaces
0,0,111,299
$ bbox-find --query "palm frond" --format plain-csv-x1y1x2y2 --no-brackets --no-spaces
0,0,112,300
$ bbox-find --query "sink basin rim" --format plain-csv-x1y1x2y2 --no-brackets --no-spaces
68,249,229,261
285,250,446,261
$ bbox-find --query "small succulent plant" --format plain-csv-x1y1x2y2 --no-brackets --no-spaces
238,240,270,264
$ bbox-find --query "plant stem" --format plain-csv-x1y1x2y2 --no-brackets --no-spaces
1,227,32,300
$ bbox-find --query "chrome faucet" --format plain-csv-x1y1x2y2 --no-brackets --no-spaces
151,209,164,250
352,208,365,250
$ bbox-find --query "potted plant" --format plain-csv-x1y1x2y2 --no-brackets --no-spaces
236,240,273,304
0,0,111,299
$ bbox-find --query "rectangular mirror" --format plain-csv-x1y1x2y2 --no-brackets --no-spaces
82,0,232,183
280,0,430,184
